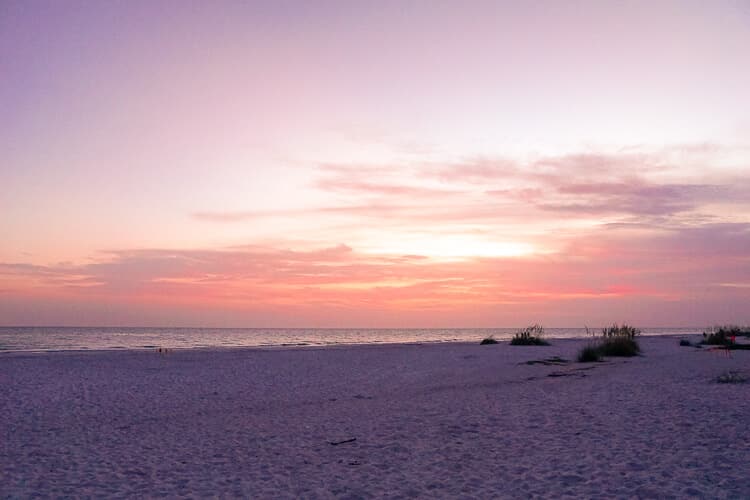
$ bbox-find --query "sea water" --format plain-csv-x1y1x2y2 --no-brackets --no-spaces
0,326,703,352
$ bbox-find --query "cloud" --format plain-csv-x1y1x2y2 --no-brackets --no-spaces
539,184,696,216
3,223,749,319
8,144,743,326
426,157,521,183
193,146,749,233
192,203,423,222
191,211,265,222
314,178,458,198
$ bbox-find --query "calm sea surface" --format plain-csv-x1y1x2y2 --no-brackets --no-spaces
0,326,703,352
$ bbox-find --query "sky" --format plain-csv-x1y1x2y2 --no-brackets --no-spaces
1,0,749,327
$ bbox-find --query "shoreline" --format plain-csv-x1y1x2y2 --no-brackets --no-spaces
0,331,706,356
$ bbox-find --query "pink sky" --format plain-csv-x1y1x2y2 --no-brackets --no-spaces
2,1,749,327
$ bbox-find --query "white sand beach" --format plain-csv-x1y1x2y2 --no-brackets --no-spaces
2,336,749,498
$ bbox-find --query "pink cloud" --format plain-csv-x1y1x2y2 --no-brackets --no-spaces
193,148,749,229
314,178,459,198
2,222,749,326
4,146,749,327
175,146,750,325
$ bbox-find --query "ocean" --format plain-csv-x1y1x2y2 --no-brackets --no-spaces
0,326,703,352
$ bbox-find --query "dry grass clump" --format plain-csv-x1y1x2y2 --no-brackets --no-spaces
577,324,641,361
702,328,732,346
718,325,750,337
597,324,641,357
509,324,550,346
702,325,750,346
577,344,602,362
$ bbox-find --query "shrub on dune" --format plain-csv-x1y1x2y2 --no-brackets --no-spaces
509,324,549,346
480,336,499,345
702,329,731,346
576,323,641,361
598,336,640,357
577,344,601,362
702,325,749,345
597,324,641,357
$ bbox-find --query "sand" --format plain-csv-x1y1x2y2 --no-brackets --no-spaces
2,336,749,498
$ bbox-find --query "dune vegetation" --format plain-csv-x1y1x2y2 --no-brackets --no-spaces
509,324,550,346
577,324,641,362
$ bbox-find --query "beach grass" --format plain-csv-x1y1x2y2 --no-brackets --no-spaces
597,324,641,356
702,325,750,346
509,324,549,346
577,344,602,362
597,337,640,356
577,323,641,361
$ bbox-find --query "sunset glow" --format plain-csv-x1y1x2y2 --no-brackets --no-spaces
2,1,749,327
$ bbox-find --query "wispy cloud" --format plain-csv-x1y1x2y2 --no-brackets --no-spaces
314,178,459,198
194,147,749,231
191,211,266,222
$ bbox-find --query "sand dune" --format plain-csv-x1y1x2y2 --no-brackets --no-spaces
2,336,748,498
